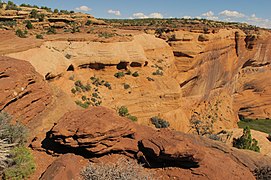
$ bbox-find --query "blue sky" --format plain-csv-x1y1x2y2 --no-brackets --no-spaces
11,0,271,28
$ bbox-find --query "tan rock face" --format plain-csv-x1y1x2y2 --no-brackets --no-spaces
0,56,52,125
35,107,271,179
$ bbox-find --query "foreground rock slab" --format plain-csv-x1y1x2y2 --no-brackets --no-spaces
33,107,271,179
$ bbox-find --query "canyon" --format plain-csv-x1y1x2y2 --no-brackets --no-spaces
0,3,271,179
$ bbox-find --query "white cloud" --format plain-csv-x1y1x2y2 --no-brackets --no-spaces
219,10,245,18
108,9,121,16
149,12,163,18
182,15,192,19
75,5,91,12
202,11,218,20
202,11,214,17
247,14,271,29
132,12,163,19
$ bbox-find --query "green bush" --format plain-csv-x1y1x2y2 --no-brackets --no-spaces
36,34,43,39
114,72,125,78
85,20,92,26
150,116,170,128
81,158,152,180
233,126,260,152
0,112,34,179
0,112,27,145
118,106,129,117
15,29,27,38
30,9,39,19
75,100,90,109
25,20,33,29
128,115,137,122
6,1,21,10
47,27,56,34
4,146,35,180
53,9,59,14
132,71,139,77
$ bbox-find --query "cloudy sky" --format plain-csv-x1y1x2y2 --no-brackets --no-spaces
11,0,271,28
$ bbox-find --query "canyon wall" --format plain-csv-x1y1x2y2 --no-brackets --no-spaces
6,29,271,132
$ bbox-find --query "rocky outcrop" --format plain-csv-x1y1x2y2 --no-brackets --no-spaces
39,154,88,180
0,56,52,124
33,107,271,179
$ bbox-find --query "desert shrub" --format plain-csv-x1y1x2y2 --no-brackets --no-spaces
47,27,56,34
114,72,125,78
127,115,137,122
38,14,45,22
65,54,72,59
30,9,38,19
268,133,271,142
0,20,16,27
0,112,34,179
3,146,35,180
150,116,170,128
132,71,139,77
233,126,260,152
118,106,129,117
6,1,21,10
254,166,271,180
15,29,27,38
104,82,112,90
81,95,87,101
24,20,33,29
125,70,132,75
123,83,130,90
146,77,154,81
81,158,152,180
98,32,114,38
53,9,59,14
152,69,163,76
60,10,70,14
0,112,27,145
85,20,92,26
40,6,52,12
75,100,90,109
71,88,77,94
36,34,43,39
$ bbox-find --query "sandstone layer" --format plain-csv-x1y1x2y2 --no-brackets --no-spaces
0,56,52,125
34,107,271,179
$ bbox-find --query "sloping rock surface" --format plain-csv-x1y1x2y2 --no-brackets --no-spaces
35,107,271,179
0,56,52,124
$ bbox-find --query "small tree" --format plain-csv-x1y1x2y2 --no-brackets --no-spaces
30,9,38,19
233,126,260,152
53,9,59,14
25,20,33,29
150,116,170,128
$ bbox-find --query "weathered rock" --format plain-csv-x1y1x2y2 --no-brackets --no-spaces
0,56,52,124
35,107,271,179
39,154,88,180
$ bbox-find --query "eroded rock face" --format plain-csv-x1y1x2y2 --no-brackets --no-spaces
39,154,88,180
0,56,52,124
34,107,271,179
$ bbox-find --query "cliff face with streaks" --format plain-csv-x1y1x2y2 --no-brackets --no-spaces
6,28,271,132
